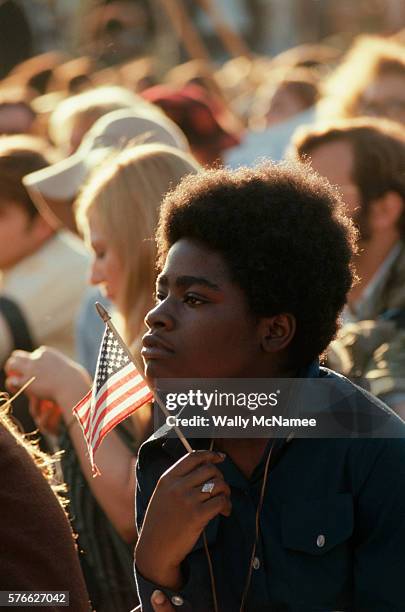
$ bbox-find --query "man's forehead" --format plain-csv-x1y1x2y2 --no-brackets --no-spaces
160,239,230,282
308,139,355,185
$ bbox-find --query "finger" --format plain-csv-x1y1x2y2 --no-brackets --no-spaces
5,352,30,373
197,476,231,500
5,362,28,386
182,463,224,488
200,493,232,522
5,375,22,392
151,590,176,612
165,450,226,478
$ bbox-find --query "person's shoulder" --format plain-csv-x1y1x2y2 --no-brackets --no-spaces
137,429,181,470
136,432,183,510
320,366,405,438
392,239,405,275
0,422,19,466
137,429,194,493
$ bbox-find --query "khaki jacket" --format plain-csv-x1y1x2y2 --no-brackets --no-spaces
329,241,405,400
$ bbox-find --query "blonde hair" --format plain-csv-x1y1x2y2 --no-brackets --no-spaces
319,36,405,120
75,143,200,363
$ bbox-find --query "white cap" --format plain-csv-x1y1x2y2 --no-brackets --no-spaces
23,108,189,202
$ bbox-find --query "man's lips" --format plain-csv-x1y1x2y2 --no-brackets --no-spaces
141,334,174,359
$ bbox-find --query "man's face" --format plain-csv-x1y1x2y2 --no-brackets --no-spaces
305,139,370,239
0,201,42,270
358,72,405,125
142,238,267,384
0,104,35,135
266,85,307,127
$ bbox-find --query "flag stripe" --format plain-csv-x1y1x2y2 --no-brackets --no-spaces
83,369,142,436
94,364,140,410
92,402,144,455
74,389,92,416
76,363,135,420
91,384,151,443
91,385,150,439
95,371,145,413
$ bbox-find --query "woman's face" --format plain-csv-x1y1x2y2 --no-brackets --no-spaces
88,210,124,307
358,72,405,125
142,238,269,384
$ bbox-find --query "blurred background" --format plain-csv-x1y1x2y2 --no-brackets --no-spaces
3,0,405,74
2,3,405,609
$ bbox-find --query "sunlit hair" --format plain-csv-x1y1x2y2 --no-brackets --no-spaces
157,162,357,367
319,36,405,120
0,393,66,508
48,86,159,154
75,143,200,362
291,117,405,238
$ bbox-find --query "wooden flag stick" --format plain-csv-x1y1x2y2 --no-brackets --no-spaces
95,302,193,453
1,377,36,410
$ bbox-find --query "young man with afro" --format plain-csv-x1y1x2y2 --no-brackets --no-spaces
134,162,405,612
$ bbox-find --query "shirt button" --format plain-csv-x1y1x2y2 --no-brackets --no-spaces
316,534,326,548
171,595,184,606
252,556,261,570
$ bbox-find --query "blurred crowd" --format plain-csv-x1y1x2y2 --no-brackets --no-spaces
1,0,405,610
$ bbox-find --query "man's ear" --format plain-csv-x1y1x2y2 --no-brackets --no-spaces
259,313,296,353
29,214,55,242
369,191,403,234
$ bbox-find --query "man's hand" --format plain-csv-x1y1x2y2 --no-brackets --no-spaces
5,346,91,404
136,450,231,591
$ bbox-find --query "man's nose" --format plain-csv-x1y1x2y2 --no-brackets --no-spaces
144,300,175,331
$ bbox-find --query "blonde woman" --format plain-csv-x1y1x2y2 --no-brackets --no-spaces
6,143,200,612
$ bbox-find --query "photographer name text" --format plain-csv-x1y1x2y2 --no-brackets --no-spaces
165,414,317,429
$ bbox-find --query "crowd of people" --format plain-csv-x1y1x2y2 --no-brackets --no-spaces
1,5,405,611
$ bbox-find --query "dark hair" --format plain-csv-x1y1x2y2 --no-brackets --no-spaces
0,135,51,218
280,78,318,109
292,118,405,238
157,162,357,367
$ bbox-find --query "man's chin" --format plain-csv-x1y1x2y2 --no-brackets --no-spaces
143,360,173,387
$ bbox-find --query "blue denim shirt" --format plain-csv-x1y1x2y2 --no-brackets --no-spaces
135,367,405,611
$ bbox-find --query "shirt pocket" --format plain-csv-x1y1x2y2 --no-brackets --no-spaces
281,494,354,608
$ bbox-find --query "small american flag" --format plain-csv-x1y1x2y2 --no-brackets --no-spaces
73,325,153,475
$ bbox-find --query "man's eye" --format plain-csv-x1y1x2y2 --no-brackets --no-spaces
155,292,166,303
183,294,205,306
